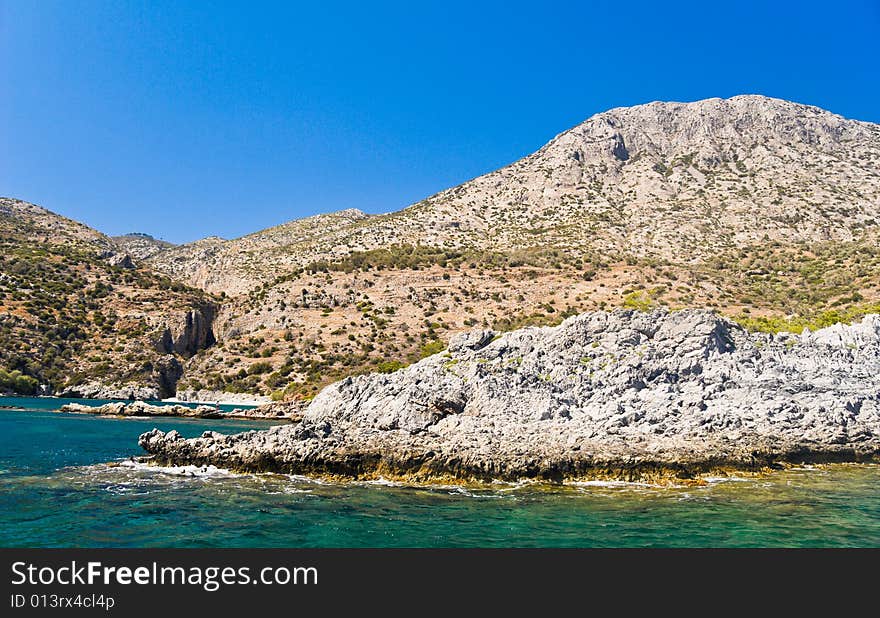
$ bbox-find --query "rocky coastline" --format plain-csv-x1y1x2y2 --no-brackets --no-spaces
168,389,272,407
58,382,163,402
139,309,880,483
48,384,270,408
61,400,301,421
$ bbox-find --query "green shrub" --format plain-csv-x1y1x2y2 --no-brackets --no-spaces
0,368,39,395
622,291,656,312
376,360,406,373
247,361,273,375
419,340,445,358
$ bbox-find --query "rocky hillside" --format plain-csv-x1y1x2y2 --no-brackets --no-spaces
148,209,370,296
111,233,175,260
148,95,880,294
139,308,880,482
153,96,880,400
0,197,216,398
6,96,880,401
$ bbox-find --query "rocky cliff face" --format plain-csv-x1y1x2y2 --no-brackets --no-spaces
155,305,217,357
140,309,880,482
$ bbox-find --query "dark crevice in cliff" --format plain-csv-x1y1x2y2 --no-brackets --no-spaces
156,303,217,358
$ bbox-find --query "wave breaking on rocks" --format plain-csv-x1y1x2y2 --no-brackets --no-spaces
139,309,880,482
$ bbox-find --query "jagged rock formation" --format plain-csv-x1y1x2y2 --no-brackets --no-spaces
62,401,222,418
139,309,880,482
103,251,135,269
155,305,217,357
58,381,164,401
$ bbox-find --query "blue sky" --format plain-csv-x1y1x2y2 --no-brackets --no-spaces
1,1,878,244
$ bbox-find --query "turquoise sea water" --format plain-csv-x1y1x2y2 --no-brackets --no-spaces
0,395,256,414
2,397,880,547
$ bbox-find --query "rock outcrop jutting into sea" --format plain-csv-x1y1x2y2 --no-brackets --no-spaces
60,400,301,421
140,309,880,482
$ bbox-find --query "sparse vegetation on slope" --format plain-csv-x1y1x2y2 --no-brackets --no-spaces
0,198,217,396
6,96,880,399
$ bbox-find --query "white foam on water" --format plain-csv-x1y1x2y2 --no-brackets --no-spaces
266,487,313,495
490,479,539,490
284,474,334,486
702,476,752,484
444,486,507,499
360,477,405,487
566,479,663,489
114,459,238,478
103,483,153,496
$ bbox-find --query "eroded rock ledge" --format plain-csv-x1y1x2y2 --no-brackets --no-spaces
139,309,880,482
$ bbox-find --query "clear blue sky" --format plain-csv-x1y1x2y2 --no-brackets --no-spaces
2,1,878,244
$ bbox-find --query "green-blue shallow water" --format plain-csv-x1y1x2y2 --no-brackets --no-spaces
2,397,880,547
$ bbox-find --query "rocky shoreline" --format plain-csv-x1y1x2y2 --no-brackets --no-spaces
62,400,302,421
167,389,272,407
58,382,164,402
139,309,880,483
49,386,271,407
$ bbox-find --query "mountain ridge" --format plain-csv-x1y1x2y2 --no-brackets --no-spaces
112,233,175,260
146,94,880,294
3,95,880,400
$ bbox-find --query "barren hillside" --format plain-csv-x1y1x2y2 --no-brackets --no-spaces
6,96,880,400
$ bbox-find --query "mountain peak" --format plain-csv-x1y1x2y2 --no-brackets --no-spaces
144,96,880,296
554,94,864,159
111,232,175,260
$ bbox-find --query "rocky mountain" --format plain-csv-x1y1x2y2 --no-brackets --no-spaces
5,95,880,402
148,95,880,294
139,308,880,482
147,209,370,296
153,96,880,400
0,198,113,248
111,233,175,260
0,197,216,398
